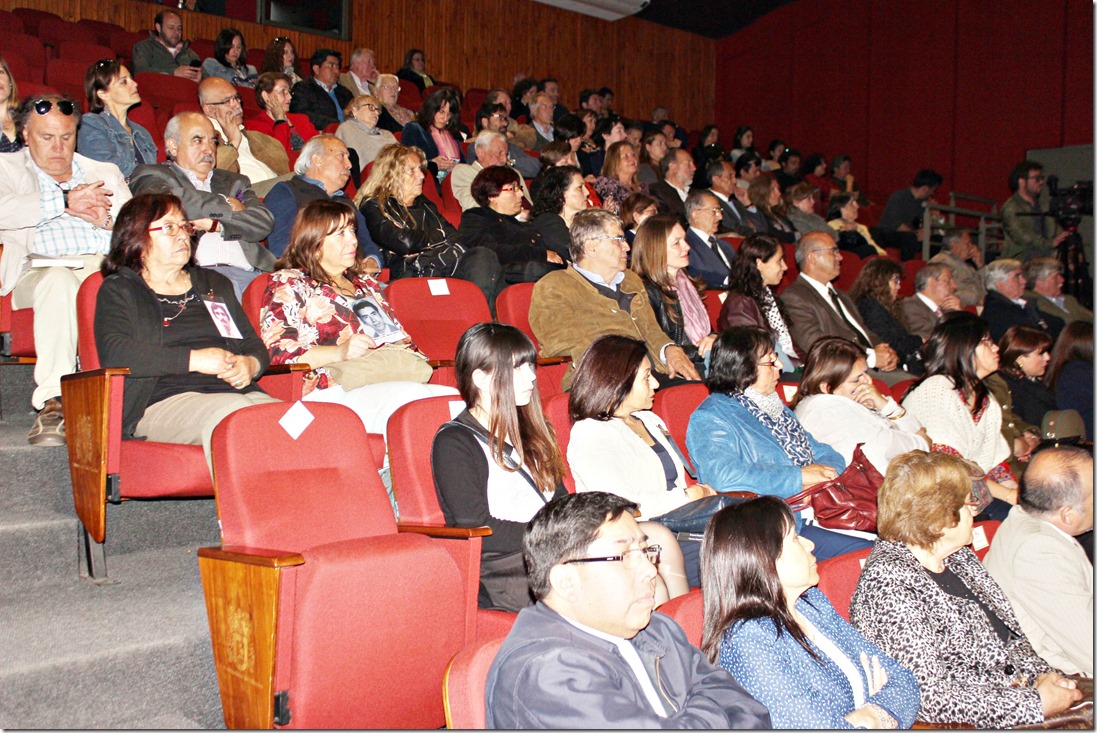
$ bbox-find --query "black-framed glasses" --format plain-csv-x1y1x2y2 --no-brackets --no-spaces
206,94,241,107
358,103,380,112
564,545,661,568
149,221,196,237
32,99,75,116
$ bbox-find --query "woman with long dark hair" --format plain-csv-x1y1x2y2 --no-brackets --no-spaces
201,28,258,87
991,325,1055,428
827,192,884,258
849,257,924,374
399,86,463,184
259,37,302,85
396,48,435,93
748,174,797,244
729,125,754,162
431,323,568,611
701,496,919,729
636,129,668,186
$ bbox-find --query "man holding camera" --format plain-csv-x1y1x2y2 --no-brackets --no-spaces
1001,160,1070,262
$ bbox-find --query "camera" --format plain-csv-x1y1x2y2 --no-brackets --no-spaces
1045,176,1093,231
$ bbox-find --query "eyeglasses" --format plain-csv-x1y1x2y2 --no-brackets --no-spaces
1026,174,1046,182
811,247,840,256
273,36,289,43
32,99,75,116
498,184,520,194
593,235,628,246
758,359,781,369
149,221,196,237
206,94,241,107
358,103,380,112
564,545,661,568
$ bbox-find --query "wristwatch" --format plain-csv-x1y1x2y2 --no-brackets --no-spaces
61,189,69,209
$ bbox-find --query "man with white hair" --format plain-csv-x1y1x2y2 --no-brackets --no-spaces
1023,256,1093,325
984,446,1093,676
929,229,985,308
898,261,961,340
262,135,383,266
450,130,531,211
981,258,1064,342
375,73,414,133
339,47,379,97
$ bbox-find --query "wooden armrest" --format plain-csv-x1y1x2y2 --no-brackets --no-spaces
398,523,492,538
61,366,131,382
198,545,305,567
535,356,571,366
264,362,312,374
428,358,456,368
719,491,760,500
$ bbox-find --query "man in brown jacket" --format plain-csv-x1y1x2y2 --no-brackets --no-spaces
198,77,289,188
529,209,700,389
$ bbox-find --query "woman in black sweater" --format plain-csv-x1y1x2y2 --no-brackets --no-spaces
850,257,924,375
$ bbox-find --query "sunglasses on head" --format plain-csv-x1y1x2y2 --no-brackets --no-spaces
33,99,75,116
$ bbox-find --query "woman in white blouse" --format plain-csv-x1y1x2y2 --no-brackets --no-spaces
793,337,929,473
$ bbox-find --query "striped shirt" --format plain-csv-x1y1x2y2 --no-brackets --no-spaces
33,159,112,256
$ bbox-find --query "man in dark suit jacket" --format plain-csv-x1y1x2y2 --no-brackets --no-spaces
290,49,355,132
703,159,752,237
130,112,275,300
649,148,695,219
898,261,961,340
684,190,735,290
779,232,907,385
982,259,1064,342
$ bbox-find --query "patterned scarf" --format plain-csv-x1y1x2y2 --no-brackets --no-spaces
675,269,710,346
734,389,815,466
760,288,797,358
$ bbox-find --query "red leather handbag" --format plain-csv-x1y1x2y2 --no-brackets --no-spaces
785,443,883,532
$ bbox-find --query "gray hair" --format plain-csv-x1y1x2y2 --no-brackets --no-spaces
349,47,374,65
942,229,970,250
795,231,832,268
983,258,1022,290
1023,256,1062,288
660,148,686,177
570,208,622,263
376,73,399,88
914,262,951,293
1021,446,1092,517
294,134,341,176
685,190,716,220
474,129,506,153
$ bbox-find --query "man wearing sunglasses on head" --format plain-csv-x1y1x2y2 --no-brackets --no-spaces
0,95,132,446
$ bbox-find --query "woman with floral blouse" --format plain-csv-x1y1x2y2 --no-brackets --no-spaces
260,199,456,438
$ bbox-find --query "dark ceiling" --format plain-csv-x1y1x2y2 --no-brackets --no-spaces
634,0,795,39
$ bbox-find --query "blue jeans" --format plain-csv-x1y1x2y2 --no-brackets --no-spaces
800,523,873,561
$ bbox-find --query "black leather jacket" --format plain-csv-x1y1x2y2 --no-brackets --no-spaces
643,279,706,369
361,195,458,278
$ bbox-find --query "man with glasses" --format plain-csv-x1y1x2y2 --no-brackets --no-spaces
1001,160,1070,262
684,190,736,290
131,10,201,81
339,48,379,98
530,209,701,389
130,112,274,301
900,261,961,340
981,258,1064,342
198,77,288,189
290,49,354,133
486,491,771,729
467,103,540,178
780,232,907,385
450,130,532,212
0,94,131,445
374,73,413,133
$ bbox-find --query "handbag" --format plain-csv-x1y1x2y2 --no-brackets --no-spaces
325,343,433,389
405,239,466,278
785,443,883,532
651,491,758,535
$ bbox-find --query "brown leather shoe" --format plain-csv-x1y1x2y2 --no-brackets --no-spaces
28,398,65,447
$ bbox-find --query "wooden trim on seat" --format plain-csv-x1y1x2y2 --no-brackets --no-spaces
397,523,492,539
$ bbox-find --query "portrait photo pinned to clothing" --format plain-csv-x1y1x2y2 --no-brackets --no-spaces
352,294,406,344
203,297,243,338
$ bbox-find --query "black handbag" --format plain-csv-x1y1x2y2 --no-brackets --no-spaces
405,239,466,278
651,492,757,535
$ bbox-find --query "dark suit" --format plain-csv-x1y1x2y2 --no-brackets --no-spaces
290,78,355,132
685,227,735,290
129,164,275,272
899,294,941,340
649,179,688,219
982,290,1064,343
712,191,752,237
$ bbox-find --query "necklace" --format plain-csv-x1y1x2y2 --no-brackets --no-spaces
158,292,197,327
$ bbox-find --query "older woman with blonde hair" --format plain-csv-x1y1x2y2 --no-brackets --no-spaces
0,55,19,152
336,94,397,167
851,450,1081,728
593,140,645,214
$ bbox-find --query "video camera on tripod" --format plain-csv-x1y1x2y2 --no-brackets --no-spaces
1018,175,1093,309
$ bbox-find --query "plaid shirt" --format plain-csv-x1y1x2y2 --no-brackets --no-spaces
33,159,112,256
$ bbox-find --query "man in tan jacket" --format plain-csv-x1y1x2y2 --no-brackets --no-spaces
198,77,289,188
529,209,700,389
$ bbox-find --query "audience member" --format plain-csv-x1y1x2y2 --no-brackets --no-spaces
451,130,529,211
131,11,201,81
734,150,762,185
200,28,257,87
982,258,1064,342
529,209,700,389
619,191,658,244
851,450,1080,728
578,88,605,119
258,37,302,85
0,94,131,446
375,73,414,133
592,141,644,215
780,232,903,384
718,234,800,371
78,59,157,180
246,72,320,158
466,102,540,178
263,135,382,264
801,153,830,214
0,55,21,152
396,48,435,93
580,117,626,177
528,92,556,150
576,108,599,157
728,125,754,162
761,138,784,172
290,49,354,132
785,182,833,239
683,190,735,290
649,148,694,218
793,337,929,472
510,78,539,123
432,323,567,612
484,88,537,151
985,445,1093,676
1001,160,1068,262
993,326,1056,428
826,154,861,201
97,193,276,466
636,129,668,186
130,112,275,299
1047,321,1094,439
899,261,960,340
529,164,585,261
705,159,754,236
901,312,1018,517
484,491,772,729
774,147,802,192
551,113,585,159
686,327,871,560
690,124,724,186
540,77,567,121
701,496,920,729
850,257,925,375
632,214,717,373
877,169,941,255
198,77,288,185
929,229,985,307
826,192,884,258
623,118,644,148
334,94,396,169
748,175,796,243
1024,256,1093,325
401,86,464,186
339,48,379,97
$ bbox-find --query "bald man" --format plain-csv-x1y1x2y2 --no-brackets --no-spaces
198,77,289,186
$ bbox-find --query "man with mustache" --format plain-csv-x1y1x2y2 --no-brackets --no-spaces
130,112,274,300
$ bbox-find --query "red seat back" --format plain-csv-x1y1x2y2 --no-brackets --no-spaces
397,82,421,111
971,519,1000,562
38,18,84,58
892,377,918,403
56,41,115,69
816,546,873,620
11,7,62,37
44,58,90,105
0,32,46,83
385,277,490,361
387,394,467,525
76,272,104,369
188,38,215,62
133,71,198,112
75,18,124,48
650,383,709,470
900,259,924,298
777,381,800,406
495,282,537,345
0,10,24,35
541,392,575,492
109,29,147,67
443,637,504,729
126,101,165,161
657,587,703,647
834,251,863,292
240,271,271,335
777,241,799,294
702,290,723,332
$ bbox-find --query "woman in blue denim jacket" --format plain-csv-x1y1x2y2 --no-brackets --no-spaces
77,59,158,180
701,496,920,729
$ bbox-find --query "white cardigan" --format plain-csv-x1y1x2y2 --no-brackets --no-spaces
901,374,1010,472
568,411,689,520
795,393,928,474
